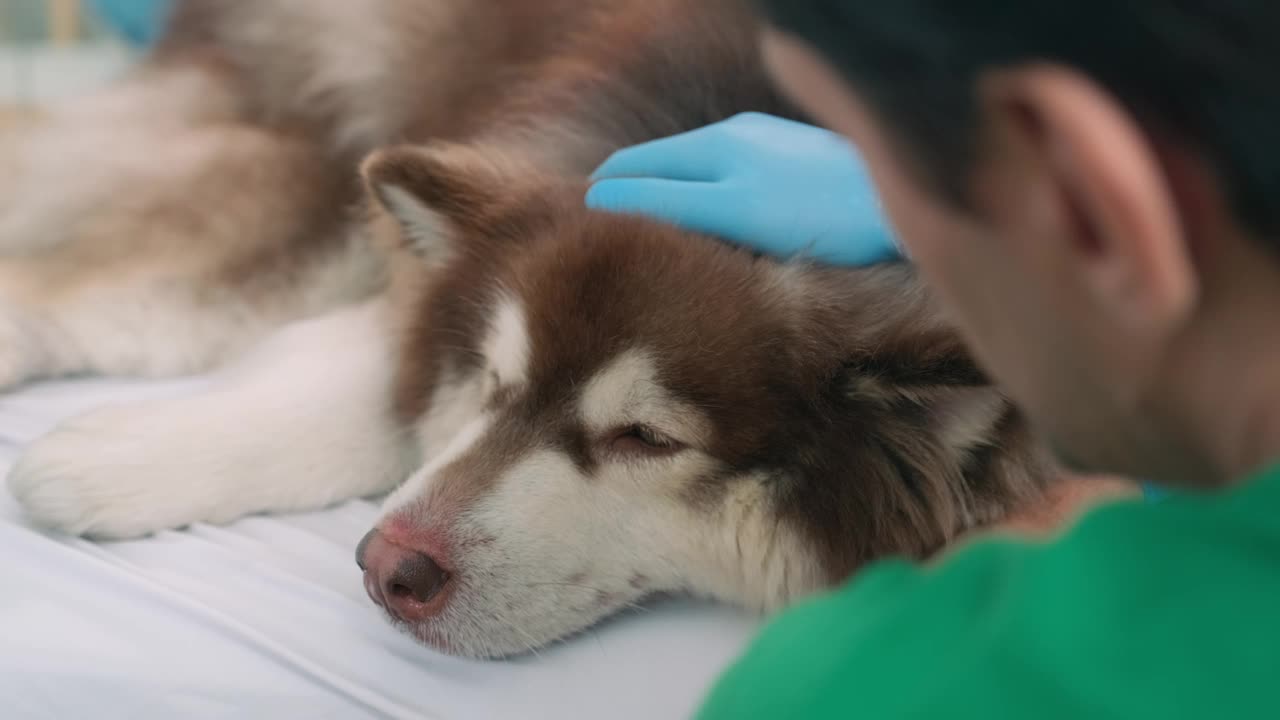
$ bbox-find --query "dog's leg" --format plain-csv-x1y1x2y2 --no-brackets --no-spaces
7,300,416,539
0,63,241,255
0,124,379,390
0,236,378,390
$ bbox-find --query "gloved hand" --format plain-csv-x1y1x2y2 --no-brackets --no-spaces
87,0,173,47
586,112,901,266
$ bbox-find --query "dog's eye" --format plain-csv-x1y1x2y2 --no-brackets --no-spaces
608,424,683,457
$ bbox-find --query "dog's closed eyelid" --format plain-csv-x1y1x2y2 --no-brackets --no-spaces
602,423,686,458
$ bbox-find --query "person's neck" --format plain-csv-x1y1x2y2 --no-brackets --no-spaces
1219,344,1280,482
1238,380,1280,480
1175,239,1280,483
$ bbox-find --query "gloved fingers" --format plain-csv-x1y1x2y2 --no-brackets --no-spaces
585,178,738,237
590,126,729,183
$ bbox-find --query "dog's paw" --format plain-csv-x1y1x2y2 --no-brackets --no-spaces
7,404,220,539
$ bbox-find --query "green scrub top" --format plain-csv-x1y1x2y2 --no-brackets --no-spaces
698,464,1280,718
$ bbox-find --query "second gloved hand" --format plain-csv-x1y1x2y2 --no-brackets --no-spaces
586,112,901,266
86,0,173,46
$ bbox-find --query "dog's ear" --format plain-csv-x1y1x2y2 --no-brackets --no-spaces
834,348,1019,549
362,142,530,262
793,264,1012,455
841,339,1009,453
777,264,1044,562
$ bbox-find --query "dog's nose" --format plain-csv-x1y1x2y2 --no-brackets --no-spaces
357,529,451,623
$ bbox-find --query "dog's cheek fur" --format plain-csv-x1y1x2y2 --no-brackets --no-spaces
426,451,825,657
447,452,681,654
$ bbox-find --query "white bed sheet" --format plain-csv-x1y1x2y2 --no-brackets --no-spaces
0,378,760,719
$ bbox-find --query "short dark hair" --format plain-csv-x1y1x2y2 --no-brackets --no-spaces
758,1,1280,242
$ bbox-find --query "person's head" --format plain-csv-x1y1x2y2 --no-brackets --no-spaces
755,1,1280,485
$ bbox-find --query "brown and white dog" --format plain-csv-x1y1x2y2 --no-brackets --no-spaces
2,0,1109,658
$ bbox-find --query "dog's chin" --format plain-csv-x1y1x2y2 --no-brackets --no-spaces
391,618,575,660
387,586,652,660
386,614,519,660
395,621,463,657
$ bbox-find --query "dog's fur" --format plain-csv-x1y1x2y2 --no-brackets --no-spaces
3,0,1058,657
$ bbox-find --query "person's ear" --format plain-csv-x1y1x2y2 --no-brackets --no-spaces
977,65,1198,332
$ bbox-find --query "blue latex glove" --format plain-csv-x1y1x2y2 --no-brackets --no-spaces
586,112,901,266
86,0,173,47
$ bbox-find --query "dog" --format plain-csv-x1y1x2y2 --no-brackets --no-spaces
3,0,1059,658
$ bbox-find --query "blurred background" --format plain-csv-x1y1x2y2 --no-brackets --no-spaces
0,0,138,109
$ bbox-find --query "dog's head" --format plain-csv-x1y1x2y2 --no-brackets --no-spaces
355,142,1047,658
